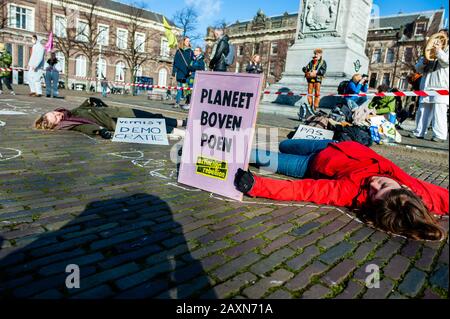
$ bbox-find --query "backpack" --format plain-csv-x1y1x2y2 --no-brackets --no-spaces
225,44,236,66
333,125,373,147
337,80,350,95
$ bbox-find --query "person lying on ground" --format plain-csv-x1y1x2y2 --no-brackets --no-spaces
34,98,186,139
234,139,448,241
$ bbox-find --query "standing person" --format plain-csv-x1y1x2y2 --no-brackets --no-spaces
44,52,61,98
246,55,263,74
101,77,109,98
27,35,45,97
184,47,206,110
345,73,369,110
0,42,15,95
172,37,193,109
302,48,327,111
411,29,449,143
209,28,230,72
406,72,423,118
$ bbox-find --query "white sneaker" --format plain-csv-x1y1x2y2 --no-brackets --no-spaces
0,90,3,95
181,104,190,110
172,103,180,108
10,91,15,95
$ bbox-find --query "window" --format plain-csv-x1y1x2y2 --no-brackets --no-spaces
385,48,395,64
18,45,24,68
76,20,89,42
97,25,109,46
398,73,409,90
235,62,240,73
271,42,278,55
415,22,427,35
54,15,67,38
382,73,391,87
371,48,382,63
115,62,126,82
75,55,87,77
134,66,143,78
55,52,65,74
254,43,260,55
160,38,170,57
369,73,378,88
403,47,413,63
135,33,146,53
117,29,128,49
238,45,244,57
158,68,168,87
238,26,246,33
269,62,275,76
8,4,34,31
96,57,107,79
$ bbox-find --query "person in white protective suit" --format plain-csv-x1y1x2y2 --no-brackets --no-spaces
27,35,45,97
412,29,449,142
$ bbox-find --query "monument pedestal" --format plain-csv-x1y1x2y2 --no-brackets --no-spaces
264,0,373,108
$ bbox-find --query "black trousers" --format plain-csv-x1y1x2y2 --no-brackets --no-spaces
0,76,13,91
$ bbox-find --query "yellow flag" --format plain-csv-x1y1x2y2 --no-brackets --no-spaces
163,17,178,49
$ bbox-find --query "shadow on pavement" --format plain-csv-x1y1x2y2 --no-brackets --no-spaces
0,193,215,299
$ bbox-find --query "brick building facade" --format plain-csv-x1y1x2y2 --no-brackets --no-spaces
205,10,297,88
0,0,180,90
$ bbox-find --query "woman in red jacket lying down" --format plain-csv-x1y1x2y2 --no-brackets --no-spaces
234,139,448,241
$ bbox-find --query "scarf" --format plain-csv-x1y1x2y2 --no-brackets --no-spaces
54,108,99,130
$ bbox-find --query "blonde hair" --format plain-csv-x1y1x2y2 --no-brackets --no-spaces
314,48,323,54
251,54,260,63
352,73,362,82
34,114,56,130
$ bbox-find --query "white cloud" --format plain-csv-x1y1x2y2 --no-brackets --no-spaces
185,0,223,21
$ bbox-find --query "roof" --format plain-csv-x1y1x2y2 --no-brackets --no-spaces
369,10,444,30
227,11,298,28
75,0,174,26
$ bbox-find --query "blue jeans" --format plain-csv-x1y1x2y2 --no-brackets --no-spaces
346,97,367,110
102,86,107,97
250,139,334,178
45,71,59,97
176,81,184,104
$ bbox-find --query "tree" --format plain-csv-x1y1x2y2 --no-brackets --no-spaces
172,7,200,41
116,2,159,96
39,0,79,87
74,0,104,90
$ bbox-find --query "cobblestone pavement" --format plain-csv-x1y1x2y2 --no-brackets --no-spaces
0,89,448,299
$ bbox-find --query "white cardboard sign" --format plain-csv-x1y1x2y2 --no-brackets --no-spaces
293,124,335,140
112,118,169,145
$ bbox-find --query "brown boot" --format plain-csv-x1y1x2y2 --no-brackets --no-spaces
35,94,42,97
29,92,36,97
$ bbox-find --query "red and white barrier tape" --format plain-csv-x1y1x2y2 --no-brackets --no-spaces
1,67,448,97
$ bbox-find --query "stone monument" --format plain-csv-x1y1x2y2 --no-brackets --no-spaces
263,0,373,107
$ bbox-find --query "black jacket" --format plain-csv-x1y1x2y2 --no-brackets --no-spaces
302,58,327,83
172,48,194,82
246,62,263,74
209,35,230,72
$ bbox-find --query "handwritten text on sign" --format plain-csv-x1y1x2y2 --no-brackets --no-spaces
293,124,334,140
178,72,263,201
112,118,169,145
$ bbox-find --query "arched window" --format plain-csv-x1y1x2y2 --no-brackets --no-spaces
115,61,126,82
55,52,65,74
75,55,87,77
97,57,107,79
158,68,167,87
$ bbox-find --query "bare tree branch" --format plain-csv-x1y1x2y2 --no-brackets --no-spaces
0,0,9,30
172,7,199,39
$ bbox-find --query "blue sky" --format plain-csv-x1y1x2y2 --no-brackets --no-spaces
121,0,448,40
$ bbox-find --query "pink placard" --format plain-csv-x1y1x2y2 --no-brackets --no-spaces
178,71,262,200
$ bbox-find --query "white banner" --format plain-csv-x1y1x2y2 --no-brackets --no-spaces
112,118,169,145
293,124,335,140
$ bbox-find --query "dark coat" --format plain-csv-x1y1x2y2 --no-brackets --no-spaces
209,35,230,72
246,62,263,74
302,58,327,83
172,48,194,82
